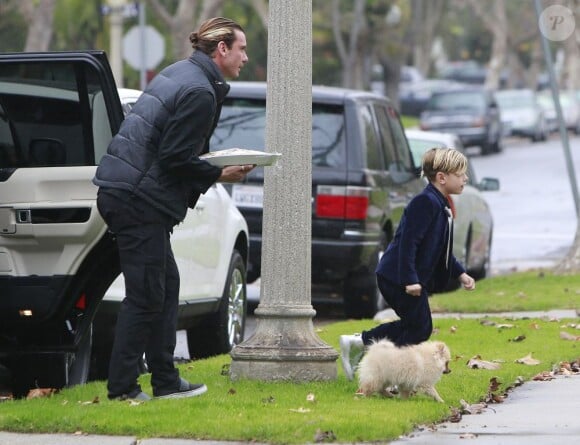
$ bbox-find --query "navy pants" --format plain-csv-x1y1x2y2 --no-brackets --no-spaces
361,275,432,347
97,193,180,399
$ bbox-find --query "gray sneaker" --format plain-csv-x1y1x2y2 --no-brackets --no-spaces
155,378,207,399
339,334,364,381
111,390,151,402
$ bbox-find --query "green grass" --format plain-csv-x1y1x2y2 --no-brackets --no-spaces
430,270,580,313
401,115,419,129
1,270,579,443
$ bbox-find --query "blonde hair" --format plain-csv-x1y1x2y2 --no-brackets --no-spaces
421,148,468,181
189,17,244,55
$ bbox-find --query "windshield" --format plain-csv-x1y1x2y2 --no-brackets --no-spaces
210,98,347,168
428,91,486,111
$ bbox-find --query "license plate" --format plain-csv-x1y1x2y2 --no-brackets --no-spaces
232,184,264,208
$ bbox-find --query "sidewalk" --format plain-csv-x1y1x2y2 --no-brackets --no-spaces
1,309,578,445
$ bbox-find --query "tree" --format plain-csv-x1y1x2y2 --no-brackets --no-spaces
16,0,57,52
146,0,225,61
409,0,446,77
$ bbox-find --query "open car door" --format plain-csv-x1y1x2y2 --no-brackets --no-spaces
0,52,124,393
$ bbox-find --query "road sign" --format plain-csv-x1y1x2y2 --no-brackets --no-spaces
122,25,165,70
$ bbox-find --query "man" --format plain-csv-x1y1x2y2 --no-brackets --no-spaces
94,17,253,401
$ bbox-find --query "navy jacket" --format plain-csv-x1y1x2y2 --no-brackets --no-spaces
376,183,465,292
93,51,225,222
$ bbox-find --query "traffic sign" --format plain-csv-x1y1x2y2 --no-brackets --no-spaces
122,25,165,70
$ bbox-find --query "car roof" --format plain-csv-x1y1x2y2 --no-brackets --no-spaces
227,81,392,105
405,129,462,148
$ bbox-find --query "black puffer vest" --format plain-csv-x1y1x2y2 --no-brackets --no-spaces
93,51,228,222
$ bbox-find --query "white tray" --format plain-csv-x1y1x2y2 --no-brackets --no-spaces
200,148,282,167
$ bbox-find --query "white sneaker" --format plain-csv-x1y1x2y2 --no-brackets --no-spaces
339,334,364,381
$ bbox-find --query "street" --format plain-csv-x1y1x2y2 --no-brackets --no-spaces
468,133,580,273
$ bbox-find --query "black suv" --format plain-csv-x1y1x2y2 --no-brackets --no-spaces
210,82,423,318
419,87,503,155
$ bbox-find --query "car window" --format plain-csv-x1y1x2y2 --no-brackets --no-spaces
0,60,112,168
373,104,397,170
210,98,347,168
428,91,486,111
385,106,415,172
359,104,383,170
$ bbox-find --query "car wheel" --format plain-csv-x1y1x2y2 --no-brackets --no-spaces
187,250,247,358
470,234,492,280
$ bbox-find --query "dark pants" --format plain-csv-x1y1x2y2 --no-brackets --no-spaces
361,275,432,347
97,193,180,399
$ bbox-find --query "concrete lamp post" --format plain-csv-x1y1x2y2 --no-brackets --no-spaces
229,0,339,381
106,0,128,88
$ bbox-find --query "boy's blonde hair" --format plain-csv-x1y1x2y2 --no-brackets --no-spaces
421,148,468,182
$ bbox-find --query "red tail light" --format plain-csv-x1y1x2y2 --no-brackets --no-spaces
315,186,370,220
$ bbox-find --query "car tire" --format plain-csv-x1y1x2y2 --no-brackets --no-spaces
470,233,492,280
187,250,247,359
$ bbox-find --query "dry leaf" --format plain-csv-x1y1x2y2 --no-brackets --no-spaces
449,325,457,333
459,433,478,439
466,355,501,370
532,371,555,381
480,319,496,326
128,400,143,406
515,353,541,365
447,407,462,423
509,334,526,342
529,322,541,330
78,396,99,405
314,428,336,443
496,323,514,329
26,388,57,399
560,331,580,341
228,388,236,395
289,407,311,413
460,399,487,414
488,377,502,392
306,393,316,402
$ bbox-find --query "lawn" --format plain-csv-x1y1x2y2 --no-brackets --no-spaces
0,271,579,444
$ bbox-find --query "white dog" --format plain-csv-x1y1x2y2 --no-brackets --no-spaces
357,339,451,402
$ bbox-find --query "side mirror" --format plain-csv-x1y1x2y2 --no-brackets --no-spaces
477,177,500,191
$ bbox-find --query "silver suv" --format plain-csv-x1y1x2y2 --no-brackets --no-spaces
0,52,249,396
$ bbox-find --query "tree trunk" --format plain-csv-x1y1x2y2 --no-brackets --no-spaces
411,0,446,77
554,220,580,273
147,0,224,62
560,0,579,90
19,0,56,52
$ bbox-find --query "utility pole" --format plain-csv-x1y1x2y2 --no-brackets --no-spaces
230,0,338,381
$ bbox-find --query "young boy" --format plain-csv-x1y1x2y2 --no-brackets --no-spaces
340,147,476,380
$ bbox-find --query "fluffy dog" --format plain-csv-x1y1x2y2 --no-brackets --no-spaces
357,339,451,402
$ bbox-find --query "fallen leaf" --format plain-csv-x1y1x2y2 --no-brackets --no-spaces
289,407,311,413
78,396,99,405
459,433,478,439
128,400,143,406
480,319,496,326
488,377,502,392
459,399,487,414
508,334,526,342
228,388,236,395
529,323,541,330
496,323,514,329
532,371,555,381
515,353,541,365
26,388,58,399
261,396,275,404
466,355,501,370
560,331,580,341
314,428,336,443
449,325,457,333
306,393,316,403
447,407,462,423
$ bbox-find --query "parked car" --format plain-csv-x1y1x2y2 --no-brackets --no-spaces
0,52,249,396
210,82,424,319
398,79,463,117
419,87,503,155
404,129,499,281
537,90,580,135
495,89,548,142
